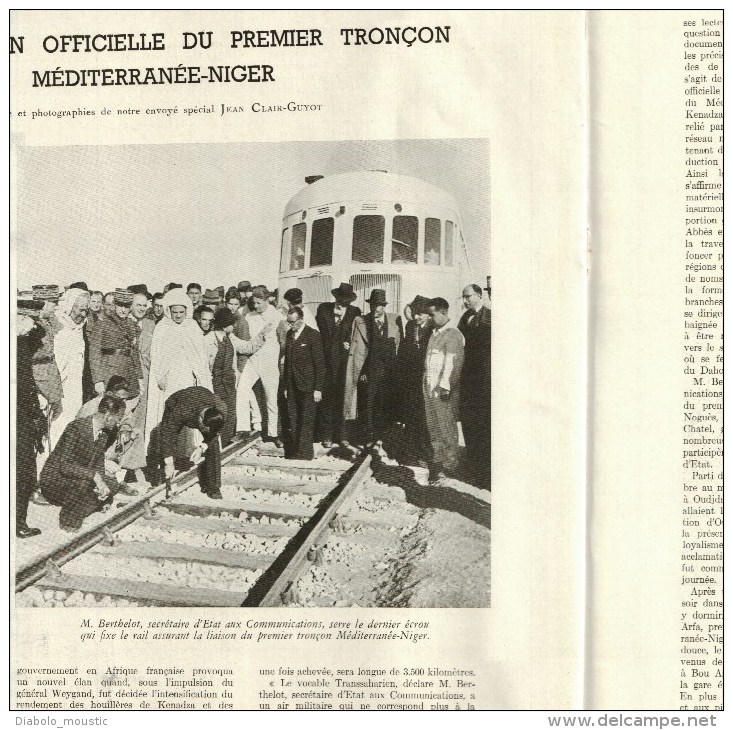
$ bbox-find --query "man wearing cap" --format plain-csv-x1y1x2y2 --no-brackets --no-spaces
28,285,64,435
397,294,433,463
457,283,491,487
127,284,151,308
88,288,142,399
315,283,361,447
201,288,222,310
277,288,318,335
236,281,253,316
344,288,402,443
16,303,47,538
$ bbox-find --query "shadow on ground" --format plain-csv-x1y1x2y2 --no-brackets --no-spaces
370,455,491,530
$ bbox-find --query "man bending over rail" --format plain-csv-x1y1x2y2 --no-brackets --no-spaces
158,386,227,500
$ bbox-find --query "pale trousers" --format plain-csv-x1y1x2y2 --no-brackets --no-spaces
423,384,460,472
235,364,262,433
237,359,278,437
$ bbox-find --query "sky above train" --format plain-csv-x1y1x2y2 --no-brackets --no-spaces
15,138,490,293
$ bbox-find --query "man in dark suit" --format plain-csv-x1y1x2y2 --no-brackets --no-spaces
315,282,361,447
39,394,127,532
397,295,433,464
158,386,227,499
457,283,492,488
17,303,46,538
344,289,402,444
282,307,325,460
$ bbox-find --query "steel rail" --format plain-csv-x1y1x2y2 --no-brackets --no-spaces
242,442,376,607
15,434,261,592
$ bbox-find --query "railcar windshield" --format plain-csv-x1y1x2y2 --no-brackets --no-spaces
352,215,385,263
310,217,334,267
425,217,442,265
290,222,306,270
391,215,418,264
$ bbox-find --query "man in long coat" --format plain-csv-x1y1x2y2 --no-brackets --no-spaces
282,307,325,460
457,283,491,487
344,288,402,444
315,283,361,447
88,288,142,398
396,295,433,463
16,304,46,538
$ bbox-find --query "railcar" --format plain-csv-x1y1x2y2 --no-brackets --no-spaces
278,170,472,316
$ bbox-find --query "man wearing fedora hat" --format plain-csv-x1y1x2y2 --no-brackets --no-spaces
397,294,433,463
344,288,401,444
315,283,362,447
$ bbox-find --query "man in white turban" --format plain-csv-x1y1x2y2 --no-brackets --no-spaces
145,288,213,464
49,288,90,448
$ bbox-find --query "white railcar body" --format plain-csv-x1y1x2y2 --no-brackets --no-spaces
278,170,472,316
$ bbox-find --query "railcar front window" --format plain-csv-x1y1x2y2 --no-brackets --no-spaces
391,216,418,264
352,215,385,263
445,220,455,266
291,222,306,270
280,228,290,273
310,217,334,267
425,217,442,265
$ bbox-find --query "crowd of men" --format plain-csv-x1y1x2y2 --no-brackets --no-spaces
16,278,491,538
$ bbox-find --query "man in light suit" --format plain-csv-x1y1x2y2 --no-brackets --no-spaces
344,288,402,444
282,307,325,460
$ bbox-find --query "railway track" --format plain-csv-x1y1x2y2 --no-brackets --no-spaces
15,435,406,608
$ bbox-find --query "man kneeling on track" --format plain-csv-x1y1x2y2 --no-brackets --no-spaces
158,386,227,500
39,395,127,532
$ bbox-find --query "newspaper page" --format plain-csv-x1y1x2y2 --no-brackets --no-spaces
18,7,724,718
587,9,724,711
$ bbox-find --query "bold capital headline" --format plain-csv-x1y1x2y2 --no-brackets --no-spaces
9,27,451,87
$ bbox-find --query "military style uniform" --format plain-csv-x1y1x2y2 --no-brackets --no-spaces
88,310,142,396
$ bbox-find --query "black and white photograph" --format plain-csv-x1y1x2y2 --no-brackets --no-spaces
14,138,491,608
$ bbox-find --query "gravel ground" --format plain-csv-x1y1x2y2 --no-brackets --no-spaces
292,453,491,607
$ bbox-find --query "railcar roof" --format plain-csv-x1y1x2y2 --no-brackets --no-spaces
284,170,460,217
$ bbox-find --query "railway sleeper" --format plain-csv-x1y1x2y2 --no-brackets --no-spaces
166,497,314,522
154,510,299,538
33,571,248,607
90,541,275,571
219,475,335,496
